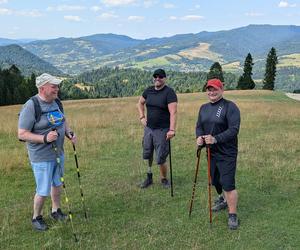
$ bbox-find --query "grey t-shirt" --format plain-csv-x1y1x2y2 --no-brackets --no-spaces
18,95,65,162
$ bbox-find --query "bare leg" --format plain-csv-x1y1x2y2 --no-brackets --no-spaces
159,162,168,179
51,185,62,212
33,194,46,219
224,189,238,214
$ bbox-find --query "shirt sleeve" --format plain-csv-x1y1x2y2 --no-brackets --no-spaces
214,102,240,143
167,88,178,104
142,89,148,99
18,100,36,131
195,106,205,138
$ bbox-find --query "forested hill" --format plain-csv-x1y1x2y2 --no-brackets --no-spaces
0,44,63,76
59,67,238,99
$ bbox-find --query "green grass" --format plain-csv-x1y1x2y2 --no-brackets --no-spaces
0,90,300,249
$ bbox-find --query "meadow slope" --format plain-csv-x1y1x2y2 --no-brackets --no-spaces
0,90,299,249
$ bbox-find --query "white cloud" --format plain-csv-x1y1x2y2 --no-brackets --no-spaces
0,0,8,4
91,6,102,12
195,4,201,9
47,5,86,11
0,8,42,17
181,15,204,21
64,15,82,21
245,12,264,17
163,3,175,9
143,0,156,8
128,15,144,21
278,1,297,7
101,0,136,7
279,1,288,7
98,12,118,19
16,9,42,17
169,16,177,20
0,7,11,15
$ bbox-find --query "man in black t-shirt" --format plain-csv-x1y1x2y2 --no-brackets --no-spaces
137,69,178,189
196,78,240,230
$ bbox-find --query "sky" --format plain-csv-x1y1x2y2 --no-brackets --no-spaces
0,0,299,40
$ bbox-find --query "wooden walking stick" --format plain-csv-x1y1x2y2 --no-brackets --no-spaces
189,146,202,217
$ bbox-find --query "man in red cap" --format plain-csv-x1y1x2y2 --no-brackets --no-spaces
195,78,241,230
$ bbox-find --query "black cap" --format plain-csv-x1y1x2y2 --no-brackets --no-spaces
153,69,166,78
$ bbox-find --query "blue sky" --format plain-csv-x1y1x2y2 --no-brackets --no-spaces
0,0,299,39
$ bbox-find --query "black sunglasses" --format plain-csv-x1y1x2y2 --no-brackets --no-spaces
153,75,164,79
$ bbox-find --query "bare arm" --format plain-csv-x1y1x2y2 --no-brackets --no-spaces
18,128,58,144
167,102,177,139
64,119,77,144
137,96,147,127
18,128,44,143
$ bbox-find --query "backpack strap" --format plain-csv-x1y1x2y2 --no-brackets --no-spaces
30,96,64,123
30,96,42,122
55,98,64,114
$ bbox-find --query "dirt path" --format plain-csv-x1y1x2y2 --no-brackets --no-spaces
285,93,300,101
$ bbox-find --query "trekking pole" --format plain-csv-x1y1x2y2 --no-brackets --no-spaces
189,146,202,217
169,140,174,197
70,132,88,219
52,137,78,242
206,145,212,225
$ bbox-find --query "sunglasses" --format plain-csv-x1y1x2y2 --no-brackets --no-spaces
153,75,164,79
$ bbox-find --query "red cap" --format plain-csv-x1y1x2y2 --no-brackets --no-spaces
206,78,223,89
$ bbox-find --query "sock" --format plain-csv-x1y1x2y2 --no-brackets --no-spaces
228,213,237,218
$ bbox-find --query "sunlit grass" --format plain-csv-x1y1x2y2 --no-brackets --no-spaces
0,90,299,249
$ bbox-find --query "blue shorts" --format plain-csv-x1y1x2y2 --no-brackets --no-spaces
31,155,64,196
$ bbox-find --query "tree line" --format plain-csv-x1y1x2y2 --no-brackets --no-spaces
0,65,36,106
0,47,279,106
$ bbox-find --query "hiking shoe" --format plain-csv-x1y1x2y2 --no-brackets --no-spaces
32,215,48,231
140,173,153,188
50,208,67,221
212,196,228,212
161,178,170,188
228,214,239,230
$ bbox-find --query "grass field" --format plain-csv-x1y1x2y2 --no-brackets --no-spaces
0,90,299,249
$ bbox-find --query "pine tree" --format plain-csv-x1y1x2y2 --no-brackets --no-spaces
237,53,255,90
263,47,278,90
203,62,224,91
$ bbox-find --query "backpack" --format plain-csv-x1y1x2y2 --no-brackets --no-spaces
30,95,64,123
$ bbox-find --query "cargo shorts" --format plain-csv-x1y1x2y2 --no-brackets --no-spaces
142,126,169,165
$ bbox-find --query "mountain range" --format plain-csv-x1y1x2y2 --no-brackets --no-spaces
1,24,300,79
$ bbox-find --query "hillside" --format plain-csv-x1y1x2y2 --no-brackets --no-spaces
23,34,141,74
0,44,63,76
18,25,300,75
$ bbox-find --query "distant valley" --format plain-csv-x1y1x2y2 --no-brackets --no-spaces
1,24,300,92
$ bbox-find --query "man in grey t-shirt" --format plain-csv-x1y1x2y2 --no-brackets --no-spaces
18,73,77,231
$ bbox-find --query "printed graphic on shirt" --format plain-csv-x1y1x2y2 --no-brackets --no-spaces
47,110,65,127
216,106,223,118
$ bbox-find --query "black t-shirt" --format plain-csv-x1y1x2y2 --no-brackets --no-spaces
142,85,177,129
196,98,240,159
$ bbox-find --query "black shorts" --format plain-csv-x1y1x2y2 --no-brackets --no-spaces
210,156,237,192
142,126,169,165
